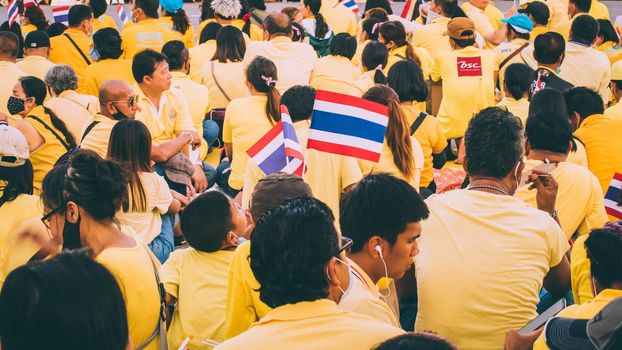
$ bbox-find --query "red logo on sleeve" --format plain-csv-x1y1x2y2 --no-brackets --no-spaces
456,57,482,77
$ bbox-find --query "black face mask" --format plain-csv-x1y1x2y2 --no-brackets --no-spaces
111,103,129,120
62,216,82,250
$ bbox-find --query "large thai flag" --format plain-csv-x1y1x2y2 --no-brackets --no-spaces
307,90,388,162
247,106,305,177
117,4,129,25
604,173,622,220
7,0,20,27
341,0,359,14
52,6,70,26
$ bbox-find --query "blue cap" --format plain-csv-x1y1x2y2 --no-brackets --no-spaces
501,14,534,33
160,0,183,13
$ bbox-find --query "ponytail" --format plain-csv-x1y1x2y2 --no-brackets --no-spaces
170,9,190,35
404,43,421,68
315,13,329,38
241,13,252,37
247,56,281,124
266,85,281,124
373,66,387,84
45,106,77,149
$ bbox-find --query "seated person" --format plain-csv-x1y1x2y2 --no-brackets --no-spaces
374,332,457,350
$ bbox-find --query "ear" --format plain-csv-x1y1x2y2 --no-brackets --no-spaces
572,112,582,129
524,139,532,156
263,30,270,41
225,231,238,246
325,257,342,287
65,201,80,224
366,236,383,258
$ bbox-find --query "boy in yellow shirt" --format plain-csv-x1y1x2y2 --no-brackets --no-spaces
120,0,177,59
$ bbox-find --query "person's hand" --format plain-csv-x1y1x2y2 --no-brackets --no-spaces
191,164,208,193
171,190,190,209
504,329,543,350
189,131,201,150
527,168,558,214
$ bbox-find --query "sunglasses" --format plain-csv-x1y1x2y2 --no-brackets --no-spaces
335,236,353,257
108,95,139,108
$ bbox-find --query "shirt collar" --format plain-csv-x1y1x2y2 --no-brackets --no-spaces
592,289,622,302
59,90,77,99
92,113,117,123
348,259,380,296
65,27,87,37
135,84,168,116
256,300,347,325
579,114,605,127
270,36,292,44
170,71,189,79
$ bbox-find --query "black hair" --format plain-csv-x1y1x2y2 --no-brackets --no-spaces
507,24,530,40
585,228,622,289
0,22,24,58
166,9,191,35
46,22,67,37
68,4,93,27
211,25,245,63
570,14,599,44
363,8,389,22
92,28,123,60
132,49,168,83
597,19,619,44
304,0,329,38
563,87,604,120
20,76,77,149
362,17,382,41
0,250,129,350
533,32,566,64
264,12,292,36
291,21,306,42
451,31,477,48
525,112,573,154
250,197,339,308
363,0,393,15
374,332,458,350
199,21,222,44
0,160,33,207
161,40,188,71
181,190,234,252
242,0,266,11
89,0,108,19
362,41,388,84
41,155,72,212
0,31,19,58
281,85,316,122
465,107,523,179
329,33,356,59
200,0,216,21
433,0,463,18
387,59,428,103
341,173,429,252
529,88,567,117
135,0,159,19
570,0,592,13
379,21,420,66
504,63,533,100
246,56,281,124
24,6,49,31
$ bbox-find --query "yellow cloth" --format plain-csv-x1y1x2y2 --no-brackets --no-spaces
570,234,593,305
530,26,549,39
171,71,210,160
589,0,610,20
385,45,433,80
310,55,361,94
134,85,195,145
0,61,25,115
514,160,608,239
0,217,48,289
158,16,195,48
533,289,622,350
161,248,234,349
83,58,135,97
20,23,37,38
605,99,622,119
494,38,530,94
197,19,263,41
411,17,452,61
542,0,568,29
559,41,611,104
415,190,568,350
320,0,357,35
217,299,404,350
401,105,448,188
357,137,424,189
189,40,217,81
44,90,100,143
567,137,588,167
49,28,93,91
574,114,622,194
93,14,117,32
120,18,177,59
16,55,55,80
96,238,162,350
496,97,529,124
79,113,117,158
348,70,376,97
461,2,504,48
200,60,247,110
351,39,369,67
431,46,496,139
597,41,622,65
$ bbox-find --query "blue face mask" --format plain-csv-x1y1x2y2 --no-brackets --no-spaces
89,47,100,62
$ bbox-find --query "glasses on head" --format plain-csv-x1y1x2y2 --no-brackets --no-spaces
108,95,139,108
335,237,353,257
40,205,64,230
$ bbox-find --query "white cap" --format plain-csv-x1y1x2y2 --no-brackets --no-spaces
0,123,29,167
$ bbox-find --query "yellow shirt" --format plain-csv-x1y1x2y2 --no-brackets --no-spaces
310,55,361,94
96,238,162,350
351,39,369,68
196,19,260,42
415,190,568,350
21,23,37,38
574,114,622,194
45,90,100,144
200,60,248,110
515,160,608,239
411,17,452,61
49,28,93,91
217,299,404,350
134,85,195,145
0,217,48,289
462,2,504,48
16,55,55,80
567,137,588,168
320,0,357,36
604,99,622,119
431,45,496,139
357,137,424,189
158,16,195,48
80,113,117,158
589,0,610,20
0,61,25,115
494,38,530,94
401,105,448,188
597,41,622,65
161,248,234,349
189,40,217,82
83,58,135,97
496,96,530,124
120,18,177,59
542,0,568,29
93,14,117,32
171,71,210,160
348,70,376,97
559,41,611,104
385,45,434,80
570,234,593,304
530,26,549,39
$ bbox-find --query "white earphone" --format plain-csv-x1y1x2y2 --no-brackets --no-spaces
374,244,383,257
374,244,390,298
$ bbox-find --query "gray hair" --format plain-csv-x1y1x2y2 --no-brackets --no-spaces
44,65,78,95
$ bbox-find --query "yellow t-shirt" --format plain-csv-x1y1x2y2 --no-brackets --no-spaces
49,28,93,91
120,18,177,59
158,16,195,48
357,137,424,189
222,95,275,190
531,26,549,39
21,23,37,38
348,70,376,97
80,114,118,158
514,160,608,239
559,41,611,105
0,62,25,115
604,100,622,119
589,0,610,20
310,55,362,94
200,60,248,110
44,90,100,144
431,46,496,139
351,39,369,68
96,239,162,350
320,0,357,36
411,17,452,61
494,38,530,94
189,40,217,82
171,71,210,160
415,190,568,350
197,18,263,41
496,97,530,124
567,137,588,168
0,217,49,289
161,248,234,349
83,58,135,97
16,55,55,81
542,0,568,29
93,14,117,32
462,2,504,48
570,234,593,305
597,41,622,65
385,45,433,80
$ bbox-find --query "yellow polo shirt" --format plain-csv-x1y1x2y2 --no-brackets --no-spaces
496,97,529,124
320,0,357,36
541,0,568,29
161,247,234,349
589,0,610,20
411,17,452,61
80,113,118,158
431,45,496,139
217,299,404,350
514,160,608,239
351,39,369,67
158,16,195,48
171,71,210,160
93,14,117,32
358,137,424,189
598,41,622,65
385,45,434,80
605,100,622,119
20,23,37,38
310,55,361,94
494,38,530,94
0,61,25,115
16,55,55,80
44,90,100,144
120,18,177,59
200,60,247,110
462,2,504,48
83,58,135,97
188,40,217,82
134,85,195,145
567,138,588,168
574,114,622,194
570,234,593,305
49,28,93,91
530,26,549,39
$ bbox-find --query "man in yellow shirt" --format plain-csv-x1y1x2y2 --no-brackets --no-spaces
17,31,55,81
494,14,533,93
49,4,94,92
216,197,404,350
120,0,177,59
411,0,454,61
553,0,590,41
461,0,514,47
518,1,551,39
605,60,622,119
0,32,26,117
84,28,135,97
320,0,357,35
415,107,570,350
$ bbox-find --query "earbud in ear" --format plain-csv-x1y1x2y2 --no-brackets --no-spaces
374,244,383,258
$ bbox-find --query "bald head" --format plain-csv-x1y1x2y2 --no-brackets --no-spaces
99,80,137,119
264,12,292,37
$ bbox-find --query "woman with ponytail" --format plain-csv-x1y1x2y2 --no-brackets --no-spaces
159,0,195,48
349,41,388,96
352,17,382,66
222,56,280,196
12,76,76,194
300,0,334,56
379,21,433,80
360,85,424,189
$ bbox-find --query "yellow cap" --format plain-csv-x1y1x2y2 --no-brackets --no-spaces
612,60,622,80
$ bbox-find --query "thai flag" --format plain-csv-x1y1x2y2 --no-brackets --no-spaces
604,173,622,220
307,90,388,162
117,4,129,25
7,0,20,27
400,0,417,20
52,6,71,26
341,0,359,13
246,106,305,177
23,0,38,7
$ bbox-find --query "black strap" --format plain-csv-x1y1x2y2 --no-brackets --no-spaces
395,53,408,60
249,9,263,28
410,112,428,135
63,33,91,66
26,115,72,151
499,42,529,71
81,120,100,142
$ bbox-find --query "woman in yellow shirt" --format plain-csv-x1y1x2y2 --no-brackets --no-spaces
378,21,421,74
20,6,49,38
189,22,222,81
160,0,195,48
350,41,389,97
352,17,382,67
84,28,135,96
12,77,75,194
596,19,622,64
90,0,117,33
496,63,532,125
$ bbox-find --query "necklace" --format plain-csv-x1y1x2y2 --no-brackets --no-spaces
468,184,510,196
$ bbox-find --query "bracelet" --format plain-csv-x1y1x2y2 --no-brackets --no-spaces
549,210,558,219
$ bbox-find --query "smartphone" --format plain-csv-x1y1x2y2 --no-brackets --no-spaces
518,299,567,335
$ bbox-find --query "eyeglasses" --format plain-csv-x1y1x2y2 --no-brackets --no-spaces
108,95,139,108
40,205,64,230
335,236,353,257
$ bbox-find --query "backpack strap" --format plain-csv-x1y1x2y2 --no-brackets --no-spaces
26,115,72,151
63,33,91,66
80,120,100,142
135,249,168,350
210,61,232,102
499,42,529,71
410,112,428,135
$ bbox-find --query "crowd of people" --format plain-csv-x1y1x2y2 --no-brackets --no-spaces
1,0,622,348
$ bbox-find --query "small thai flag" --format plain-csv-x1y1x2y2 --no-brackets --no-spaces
23,0,38,8
341,0,359,14
117,4,129,25
307,90,388,162
605,173,622,220
400,0,417,20
52,6,71,26
247,106,305,177
7,0,20,27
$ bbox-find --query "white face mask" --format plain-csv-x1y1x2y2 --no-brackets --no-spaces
426,8,442,24
329,257,353,304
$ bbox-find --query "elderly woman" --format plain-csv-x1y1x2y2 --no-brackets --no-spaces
44,65,99,144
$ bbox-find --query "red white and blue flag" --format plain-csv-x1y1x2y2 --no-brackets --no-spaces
23,0,38,7
247,106,305,177
401,0,417,20
307,90,388,162
52,6,71,26
117,4,129,25
341,0,359,14
605,172,622,220
7,0,20,27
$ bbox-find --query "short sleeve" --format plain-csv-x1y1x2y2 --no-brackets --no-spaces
223,105,234,143
468,9,495,37
577,174,608,235
428,117,448,153
152,173,173,215
547,218,570,268
224,242,260,338
159,249,182,298
430,55,443,82
340,156,363,191
173,91,195,132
